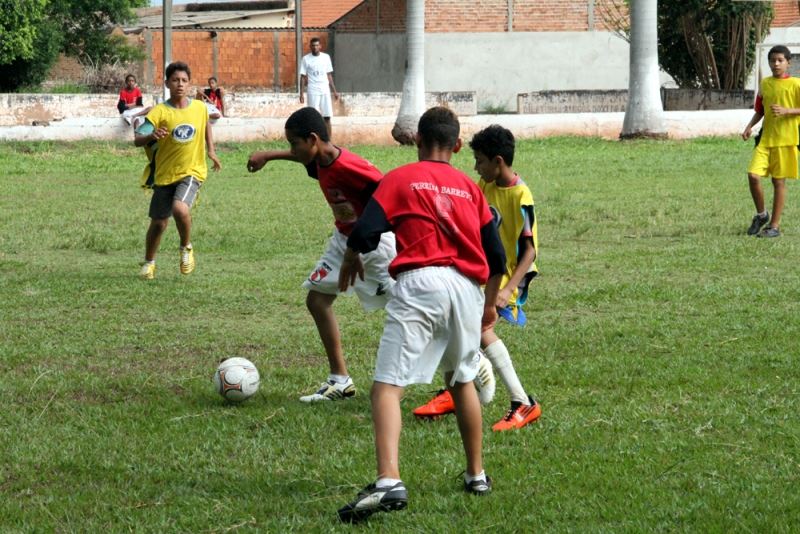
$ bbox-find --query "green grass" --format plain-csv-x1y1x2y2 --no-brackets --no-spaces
1,137,799,532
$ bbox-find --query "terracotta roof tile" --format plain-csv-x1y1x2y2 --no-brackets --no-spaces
300,0,363,27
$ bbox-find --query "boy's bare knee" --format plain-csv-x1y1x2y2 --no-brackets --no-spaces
748,173,762,183
150,218,169,232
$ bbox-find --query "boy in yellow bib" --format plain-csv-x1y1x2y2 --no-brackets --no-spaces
742,45,800,238
134,61,221,279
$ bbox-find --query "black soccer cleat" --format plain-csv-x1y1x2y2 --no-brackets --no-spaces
337,481,408,523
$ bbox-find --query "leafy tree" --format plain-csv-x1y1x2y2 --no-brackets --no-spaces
0,0,48,64
601,0,774,90
48,0,149,64
0,18,63,91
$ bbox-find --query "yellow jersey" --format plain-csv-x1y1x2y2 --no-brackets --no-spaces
143,99,209,186
759,76,800,147
479,175,538,306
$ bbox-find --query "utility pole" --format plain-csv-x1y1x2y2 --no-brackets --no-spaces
163,0,172,100
295,0,303,92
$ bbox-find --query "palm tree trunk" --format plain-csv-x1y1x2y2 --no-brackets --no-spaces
392,0,425,145
621,0,666,139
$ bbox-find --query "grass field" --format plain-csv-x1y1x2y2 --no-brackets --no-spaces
1,137,799,532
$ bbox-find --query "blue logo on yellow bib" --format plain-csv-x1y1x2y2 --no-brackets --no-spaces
172,124,196,143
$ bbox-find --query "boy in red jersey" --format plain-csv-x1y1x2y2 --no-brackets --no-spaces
118,74,143,114
742,45,800,238
118,74,151,127
336,107,507,523
246,107,396,403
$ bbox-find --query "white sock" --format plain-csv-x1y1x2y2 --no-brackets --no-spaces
484,339,529,404
376,477,402,488
143,260,155,265
758,211,768,217
464,470,486,484
181,243,192,251
328,373,349,384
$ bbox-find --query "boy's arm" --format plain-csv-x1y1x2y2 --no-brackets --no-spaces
769,104,800,117
327,72,339,101
481,220,507,331
299,74,307,103
496,236,535,309
134,119,167,147
742,93,764,140
741,111,764,140
205,121,221,171
246,149,300,173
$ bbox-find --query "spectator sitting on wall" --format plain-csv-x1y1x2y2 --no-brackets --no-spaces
197,77,224,123
118,74,151,127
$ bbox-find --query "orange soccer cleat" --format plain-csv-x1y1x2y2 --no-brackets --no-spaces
492,396,541,431
413,389,455,419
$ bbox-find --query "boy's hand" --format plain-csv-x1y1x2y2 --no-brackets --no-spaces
741,126,752,141
495,287,512,309
247,152,269,173
209,152,221,171
771,104,789,117
338,248,364,292
151,126,169,141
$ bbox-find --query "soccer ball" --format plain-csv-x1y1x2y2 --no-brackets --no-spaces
213,357,260,402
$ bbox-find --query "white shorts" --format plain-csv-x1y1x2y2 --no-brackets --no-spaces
307,92,333,118
204,102,221,124
121,107,145,125
373,267,485,387
302,229,395,311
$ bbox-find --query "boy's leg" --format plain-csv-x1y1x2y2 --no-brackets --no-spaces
144,218,169,261
447,374,483,478
306,290,347,376
172,200,192,248
371,381,404,479
748,173,766,213
770,177,787,228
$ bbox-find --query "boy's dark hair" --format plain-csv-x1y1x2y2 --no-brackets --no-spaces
125,74,136,83
165,61,191,81
417,106,460,150
768,45,792,62
208,76,217,83
310,37,321,44
285,107,330,142
469,124,515,166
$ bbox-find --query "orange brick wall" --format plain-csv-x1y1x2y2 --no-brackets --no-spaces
145,29,331,90
773,1,800,27
334,0,624,33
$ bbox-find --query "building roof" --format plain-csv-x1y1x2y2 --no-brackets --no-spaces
299,0,363,27
133,0,366,30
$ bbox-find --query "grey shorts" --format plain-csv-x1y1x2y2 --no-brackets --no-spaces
149,176,202,219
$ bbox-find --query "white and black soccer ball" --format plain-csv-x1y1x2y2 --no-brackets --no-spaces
213,357,260,402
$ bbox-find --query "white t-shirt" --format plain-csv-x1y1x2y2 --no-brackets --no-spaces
300,52,333,94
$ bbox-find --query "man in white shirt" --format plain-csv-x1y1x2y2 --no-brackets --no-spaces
300,37,340,138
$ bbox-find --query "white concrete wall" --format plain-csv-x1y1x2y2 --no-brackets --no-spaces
425,32,631,112
0,110,753,144
333,34,407,92
0,92,476,127
335,31,675,113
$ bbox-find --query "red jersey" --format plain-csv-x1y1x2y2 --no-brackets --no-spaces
314,148,383,235
119,87,142,107
204,88,224,114
372,160,493,282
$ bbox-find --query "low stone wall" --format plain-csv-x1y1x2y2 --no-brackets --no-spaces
0,91,477,127
661,88,755,111
517,90,628,114
0,110,754,144
517,89,756,114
